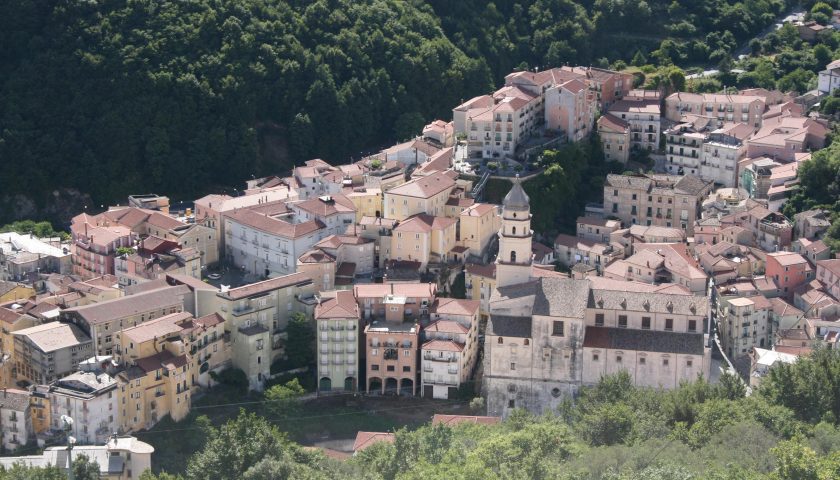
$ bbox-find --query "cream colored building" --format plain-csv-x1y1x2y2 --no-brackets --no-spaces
717,295,773,359
13,322,94,385
597,114,631,164
603,245,708,295
216,273,318,390
458,203,501,258
665,92,767,129
390,214,457,268
315,290,361,393
346,188,383,222
383,172,457,221
607,99,661,152
421,299,480,399
604,173,714,234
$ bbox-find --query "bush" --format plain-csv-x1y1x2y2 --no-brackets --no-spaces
210,367,249,392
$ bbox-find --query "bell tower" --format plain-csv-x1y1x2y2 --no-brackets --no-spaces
496,175,533,288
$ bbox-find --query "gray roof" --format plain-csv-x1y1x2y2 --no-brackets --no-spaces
588,286,707,317
674,175,713,196
64,285,189,325
503,177,530,210
487,315,532,338
583,326,705,355
533,278,590,318
605,174,652,191
0,389,31,412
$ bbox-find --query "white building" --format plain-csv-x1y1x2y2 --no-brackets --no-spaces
818,59,840,94
0,388,31,452
421,299,480,399
48,371,118,445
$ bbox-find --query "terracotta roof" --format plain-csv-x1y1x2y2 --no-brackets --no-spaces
425,319,469,334
315,290,359,319
225,207,324,240
768,252,809,267
393,214,456,234
461,203,497,217
292,194,355,217
597,113,630,132
386,172,455,199
219,272,313,301
431,298,480,317
465,263,496,279
297,249,335,264
422,339,464,352
120,311,192,344
353,432,395,452
353,283,436,299
195,312,225,328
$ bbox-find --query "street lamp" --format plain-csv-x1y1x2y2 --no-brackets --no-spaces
61,415,76,480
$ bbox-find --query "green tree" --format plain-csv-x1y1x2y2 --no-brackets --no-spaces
263,378,305,419
284,312,314,369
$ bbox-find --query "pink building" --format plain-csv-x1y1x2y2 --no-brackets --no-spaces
766,252,814,297
70,213,136,279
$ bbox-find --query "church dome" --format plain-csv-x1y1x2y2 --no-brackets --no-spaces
503,176,530,211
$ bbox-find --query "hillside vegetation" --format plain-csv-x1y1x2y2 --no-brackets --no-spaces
0,0,806,221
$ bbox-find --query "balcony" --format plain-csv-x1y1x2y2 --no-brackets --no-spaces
423,353,457,362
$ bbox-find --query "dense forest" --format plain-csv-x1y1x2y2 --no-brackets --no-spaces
0,0,805,223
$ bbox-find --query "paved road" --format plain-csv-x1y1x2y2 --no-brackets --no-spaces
732,7,805,60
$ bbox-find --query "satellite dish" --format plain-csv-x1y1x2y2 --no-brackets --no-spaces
60,415,74,427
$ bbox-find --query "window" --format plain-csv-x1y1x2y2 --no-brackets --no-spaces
498,337,504,344
618,315,627,328
665,318,673,331
640,357,646,365
641,317,651,330
687,360,693,367
510,362,516,370
387,365,395,372
552,321,565,336
371,364,379,371
616,355,623,363
595,314,604,326
663,358,669,367
524,339,530,346
593,353,599,361
402,366,410,372
508,400,515,408
688,320,697,332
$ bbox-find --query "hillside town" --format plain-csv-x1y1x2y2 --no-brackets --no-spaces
1,59,840,474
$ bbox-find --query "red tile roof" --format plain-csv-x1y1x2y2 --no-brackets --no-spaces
431,414,501,426
353,432,395,452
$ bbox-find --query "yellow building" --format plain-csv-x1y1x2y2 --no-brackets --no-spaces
29,385,50,437
384,172,456,220
115,311,227,431
464,263,496,320
458,203,501,258
0,282,35,303
346,188,383,222
390,214,457,268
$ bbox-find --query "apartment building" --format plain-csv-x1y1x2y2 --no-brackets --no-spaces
457,203,500,258
345,188,383,222
421,299,480,399
455,86,542,160
422,120,455,147
70,214,136,279
47,371,118,444
745,113,828,163
721,204,793,252
717,295,772,359
194,184,296,255
603,174,714,234
603,244,708,295
545,78,593,142
114,237,201,287
390,214,457,268
0,388,31,452
383,172,457,221
62,285,190,356
216,273,317,390
315,290,361,393
664,120,751,187
766,252,814,296
312,235,376,276
559,66,633,109
665,92,767,128
12,322,93,385
607,100,661,151
224,201,327,278
288,194,356,237
364,319,419,396
576,217,622,243
597,114,631,164
484,277,709,417
465,263,496,320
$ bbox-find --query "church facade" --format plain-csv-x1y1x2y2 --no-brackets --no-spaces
483,178,711,417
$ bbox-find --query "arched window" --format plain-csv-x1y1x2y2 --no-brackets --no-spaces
513,212,517,218
512,226,516,235
511,251,517,263
498,337,504,344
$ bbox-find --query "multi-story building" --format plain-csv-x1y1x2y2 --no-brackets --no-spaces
816,259,840,300
766,252,814,297
465,263,496,320
364,318,419,396
312,235,376,277
597,114,631,164
346,188,384,222
745,113,828,163
314,290,361,394
12,322,93,385
544,78,593,142
576,217,622,243
793,209,832,240
216,273,317,390
421,299,480,399
47,371,118,444
603,174,714,234
288,194,357,238
70,214,136,279
607,100,660,151
0,388,31,452
603,244,708,295
700,123,751,187
717,295,772,359
383,172,457,221
62,285,190,356
389,214,457,268
224,201,327,278
114,237,201,287
455,86,542,160
457,203,500,258
553,234,622,274
665,92,767,129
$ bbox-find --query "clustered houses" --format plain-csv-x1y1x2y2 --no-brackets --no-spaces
454,66,631,160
